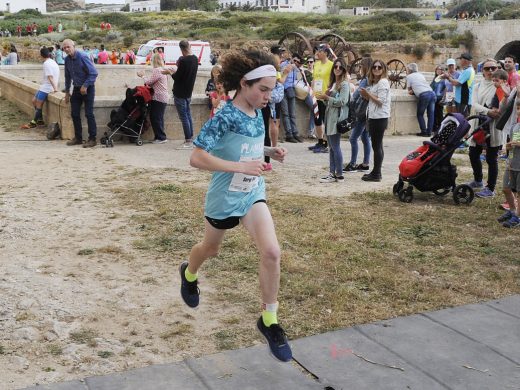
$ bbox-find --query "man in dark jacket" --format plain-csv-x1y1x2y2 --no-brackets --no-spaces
167,40,199,149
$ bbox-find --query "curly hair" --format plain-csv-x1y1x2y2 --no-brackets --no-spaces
219,50,277,93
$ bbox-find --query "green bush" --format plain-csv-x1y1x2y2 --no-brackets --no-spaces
259,22,303,40
89,12,131,26
403,44,413,54
5,9,41,19
450,31,475,51
123,20,153,30
123,35,134,47
493,3,520,20
431,32,446,40
413,44,426,60
446,0,504,18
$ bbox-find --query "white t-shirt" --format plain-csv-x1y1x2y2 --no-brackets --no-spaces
40,58,60,93
406,72,432,96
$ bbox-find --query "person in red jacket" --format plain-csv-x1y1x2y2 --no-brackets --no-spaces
100,22,105,30
16,25,22,37
47,24,53,33
105,22,111,31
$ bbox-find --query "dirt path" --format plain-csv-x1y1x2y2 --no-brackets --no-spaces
0,126,423,389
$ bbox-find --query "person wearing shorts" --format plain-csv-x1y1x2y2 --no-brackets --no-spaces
20,47,59,129
178,50,292,362
498,101,520,228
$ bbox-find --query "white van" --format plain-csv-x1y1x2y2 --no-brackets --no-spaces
135,39,212,68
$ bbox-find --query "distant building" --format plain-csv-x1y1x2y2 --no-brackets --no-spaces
125,0,161,12
0,0,46,14
353,6,369,15
218,0,329,14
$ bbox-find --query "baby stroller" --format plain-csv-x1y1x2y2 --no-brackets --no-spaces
393,113,492,204
101,85,153,147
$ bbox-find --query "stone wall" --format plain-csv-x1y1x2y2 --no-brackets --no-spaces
1,68,422,141
0,64,212,97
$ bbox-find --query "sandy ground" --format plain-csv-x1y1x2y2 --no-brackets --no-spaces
0,126,424,390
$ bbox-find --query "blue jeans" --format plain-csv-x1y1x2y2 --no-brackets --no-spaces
174,96,194,141
417,91,436,135
280,92,300,138
349,120,371,165
70,86,97,141
304,94,315,134
327,133,343,177
150,100,167,141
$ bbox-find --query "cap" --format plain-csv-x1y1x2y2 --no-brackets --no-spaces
458,53,473,61
270,45,286,56
446,58,456,66
316,43,328,52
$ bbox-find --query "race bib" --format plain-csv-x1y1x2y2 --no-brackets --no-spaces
229,156,260,192
314,80,323,93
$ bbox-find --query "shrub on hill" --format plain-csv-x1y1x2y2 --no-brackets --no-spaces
493,3,520,20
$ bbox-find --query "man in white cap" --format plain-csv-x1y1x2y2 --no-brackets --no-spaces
443,58,460,113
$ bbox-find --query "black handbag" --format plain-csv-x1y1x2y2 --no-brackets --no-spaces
495,90,517,131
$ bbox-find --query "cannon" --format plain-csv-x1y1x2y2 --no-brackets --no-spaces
278,31,407,89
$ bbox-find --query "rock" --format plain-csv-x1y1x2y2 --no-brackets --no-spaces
52,321,72,339
13,326,40,341
17,298,37,310
9,355,29,371
43,331,58,341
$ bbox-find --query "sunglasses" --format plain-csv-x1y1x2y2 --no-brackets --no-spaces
293,59,301,64
307,60,314,63
483,66,497,71
372,65,383,70
334,65,344,70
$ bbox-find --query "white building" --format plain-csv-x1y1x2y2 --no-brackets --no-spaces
125,0,161,12
0,0,46,14
353,6,369,15
219,0,329,14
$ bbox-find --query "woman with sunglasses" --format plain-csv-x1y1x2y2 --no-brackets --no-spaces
467,59,506,198
316,58,350,182
359,60,391,182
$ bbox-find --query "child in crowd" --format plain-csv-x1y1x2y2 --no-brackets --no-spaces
498,99,520,228
205,64,222,109
491,69,509,106
209,80,230,118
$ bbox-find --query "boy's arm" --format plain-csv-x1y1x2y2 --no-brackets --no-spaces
190,147,266,176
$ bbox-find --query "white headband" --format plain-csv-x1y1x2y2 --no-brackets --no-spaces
243,65,277,80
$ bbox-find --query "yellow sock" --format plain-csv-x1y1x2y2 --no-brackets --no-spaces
262,302,279,327
184,267,197,282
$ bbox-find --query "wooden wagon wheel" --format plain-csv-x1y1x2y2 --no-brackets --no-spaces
317,33,358,66
278,32,313,59
387,59,407,89
349,57,364,80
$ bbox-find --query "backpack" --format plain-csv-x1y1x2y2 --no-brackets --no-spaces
270,82,284,104
353,93,369,122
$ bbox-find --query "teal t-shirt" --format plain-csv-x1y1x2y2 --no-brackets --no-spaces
194,101,266,220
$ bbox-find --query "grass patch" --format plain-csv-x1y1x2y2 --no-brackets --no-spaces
47,344,62,356
70,328,98,346
160,322,193,339
97,350,114,359
77,248,95,256
115,171,519,343
0,345,5,354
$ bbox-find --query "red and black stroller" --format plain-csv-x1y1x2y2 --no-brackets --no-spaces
101,85,153,147
393,113,492,204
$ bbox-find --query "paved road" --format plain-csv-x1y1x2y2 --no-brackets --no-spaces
26,295,520,390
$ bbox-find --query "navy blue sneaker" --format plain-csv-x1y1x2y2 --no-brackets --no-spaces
179,261,199,308
257,317,292,362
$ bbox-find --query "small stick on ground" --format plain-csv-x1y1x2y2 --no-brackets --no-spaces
462,365,489,373
352,352,405,371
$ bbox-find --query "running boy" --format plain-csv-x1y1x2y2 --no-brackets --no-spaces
498,99,520,228
179,50,292,362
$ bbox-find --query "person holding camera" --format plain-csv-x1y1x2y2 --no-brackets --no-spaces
280,51,303,143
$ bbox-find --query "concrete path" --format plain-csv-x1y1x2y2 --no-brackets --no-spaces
26,295,520,390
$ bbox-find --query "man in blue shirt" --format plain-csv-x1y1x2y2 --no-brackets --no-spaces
62,39,98,148
279,50,302,142
444,52,475,116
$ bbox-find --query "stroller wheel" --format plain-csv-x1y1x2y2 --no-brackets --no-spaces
398,187,413,203
453,184,474,205
136,139,143,146
393,181,404,196
100,137,107,146
433,188,450,196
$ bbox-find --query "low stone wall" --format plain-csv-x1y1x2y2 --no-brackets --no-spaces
0,64,212,97
1,68,422,140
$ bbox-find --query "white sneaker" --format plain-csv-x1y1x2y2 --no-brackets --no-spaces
319,173,337,183
176,141,194,150
153,139,168,144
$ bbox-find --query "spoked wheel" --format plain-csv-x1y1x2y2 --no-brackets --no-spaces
317,33,358,66
349,57,363,81
278,32,313,59
433,188,450,196
398,186,413,203
453,184,474,205
387,59,407,89
393,180,404,196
